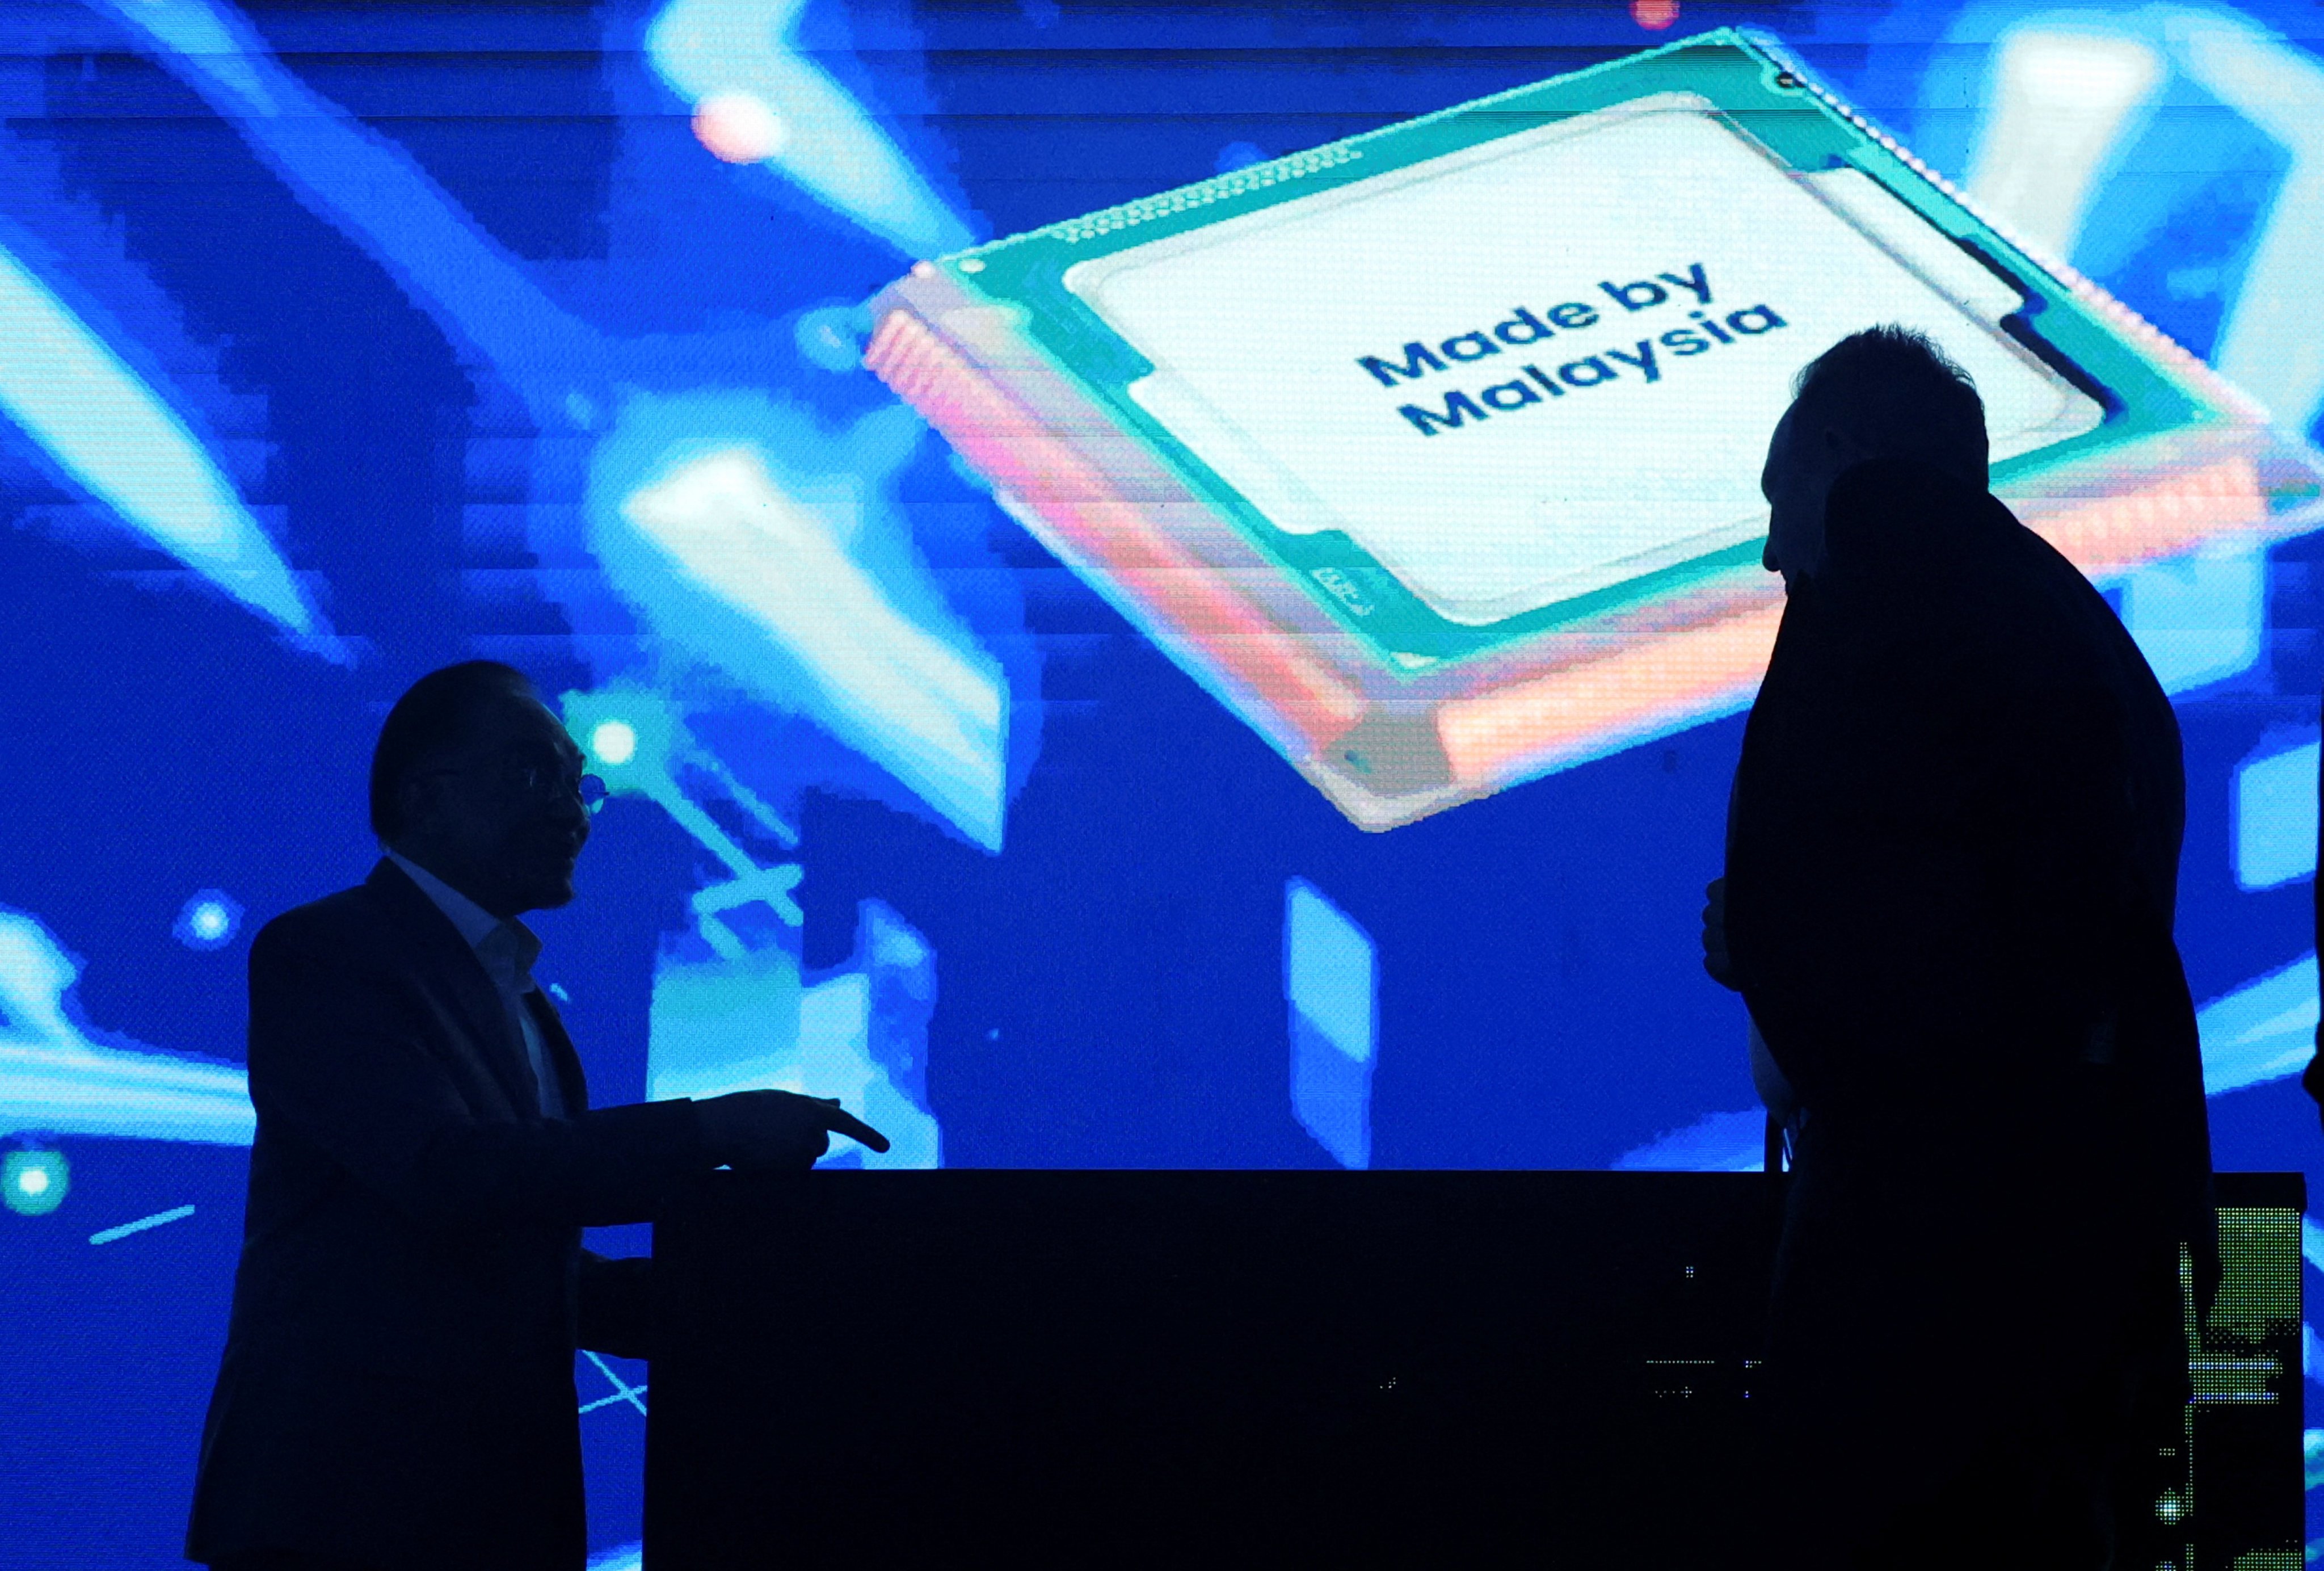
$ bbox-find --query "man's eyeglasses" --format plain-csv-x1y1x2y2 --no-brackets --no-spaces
514,764,609,810
419,759,609,810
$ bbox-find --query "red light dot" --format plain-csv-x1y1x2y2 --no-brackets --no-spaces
1632,0,1679,28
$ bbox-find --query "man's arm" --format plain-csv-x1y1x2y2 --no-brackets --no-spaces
251,919,889,1237
249,921,714,1233
1728,650,2133,1107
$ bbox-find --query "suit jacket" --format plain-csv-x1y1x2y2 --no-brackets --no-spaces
1725,459,2211,1254
188,859,712,1571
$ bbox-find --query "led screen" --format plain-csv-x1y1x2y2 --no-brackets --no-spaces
5,1,2324,1564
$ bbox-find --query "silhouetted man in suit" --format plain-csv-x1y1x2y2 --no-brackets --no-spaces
188,661,888,1571
1703,329,2212,1568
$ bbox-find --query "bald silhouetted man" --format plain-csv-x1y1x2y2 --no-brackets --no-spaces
1704,329,2212,1568
189,662,887,1571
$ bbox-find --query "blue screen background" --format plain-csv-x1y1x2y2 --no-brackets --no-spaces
5,0,2323,1561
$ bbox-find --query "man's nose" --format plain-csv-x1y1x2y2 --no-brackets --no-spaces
548,791,590,837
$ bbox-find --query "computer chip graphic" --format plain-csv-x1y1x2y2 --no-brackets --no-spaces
866,29,2324,830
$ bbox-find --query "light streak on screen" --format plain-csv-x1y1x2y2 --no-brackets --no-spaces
4,0,2324,1562
0,236,327,649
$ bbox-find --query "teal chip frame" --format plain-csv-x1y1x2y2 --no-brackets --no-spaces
930,30,2222,661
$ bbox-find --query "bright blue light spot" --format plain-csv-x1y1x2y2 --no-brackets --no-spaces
173,890,242,951
1215,141,1268,175
3,1150,68,1216
2234,740,2318,890
1285,879,1376,1170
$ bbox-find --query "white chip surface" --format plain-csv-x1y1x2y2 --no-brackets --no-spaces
1066,95,2103,626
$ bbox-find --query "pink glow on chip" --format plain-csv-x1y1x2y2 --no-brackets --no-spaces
693,91,786,164
1631,0,1680,30
2024,457,2265,575
865,309,1365,752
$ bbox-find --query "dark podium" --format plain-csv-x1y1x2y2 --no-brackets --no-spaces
645,1170,2303,1568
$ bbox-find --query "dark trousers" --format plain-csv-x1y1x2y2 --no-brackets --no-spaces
1757,1112,2185,1570
210,1553,390,1571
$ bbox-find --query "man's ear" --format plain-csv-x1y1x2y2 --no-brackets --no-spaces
395,773,439,841
1818,422,1870,465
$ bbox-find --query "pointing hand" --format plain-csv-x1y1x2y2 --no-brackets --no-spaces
696,1090,892,1171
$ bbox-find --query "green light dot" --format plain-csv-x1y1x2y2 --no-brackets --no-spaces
3,1151,69,1216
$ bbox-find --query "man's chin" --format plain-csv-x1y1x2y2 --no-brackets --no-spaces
525,871,579,910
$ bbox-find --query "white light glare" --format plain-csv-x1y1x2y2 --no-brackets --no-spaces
693,90,786,163
618,446,1004,849
1965,30,2163,261
591,720,639,767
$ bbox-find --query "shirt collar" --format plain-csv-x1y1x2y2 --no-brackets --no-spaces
384,848,541,976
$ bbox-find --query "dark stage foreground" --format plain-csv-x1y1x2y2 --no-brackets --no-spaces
647,1170,2305,1566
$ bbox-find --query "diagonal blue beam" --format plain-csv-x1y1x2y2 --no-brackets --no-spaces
0,238,326,643
83,0,603,426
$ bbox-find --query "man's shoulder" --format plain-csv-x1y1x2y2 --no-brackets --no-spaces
1996,519,2174,707
1853,484,2130,678
251,865,409,963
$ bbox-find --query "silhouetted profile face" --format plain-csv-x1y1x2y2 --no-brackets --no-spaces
387,684,592,919
1759,397,1867,588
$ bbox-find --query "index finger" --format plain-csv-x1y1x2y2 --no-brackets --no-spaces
818,1103,892,1154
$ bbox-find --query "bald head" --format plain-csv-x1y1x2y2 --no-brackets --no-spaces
1761,326,1990,585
